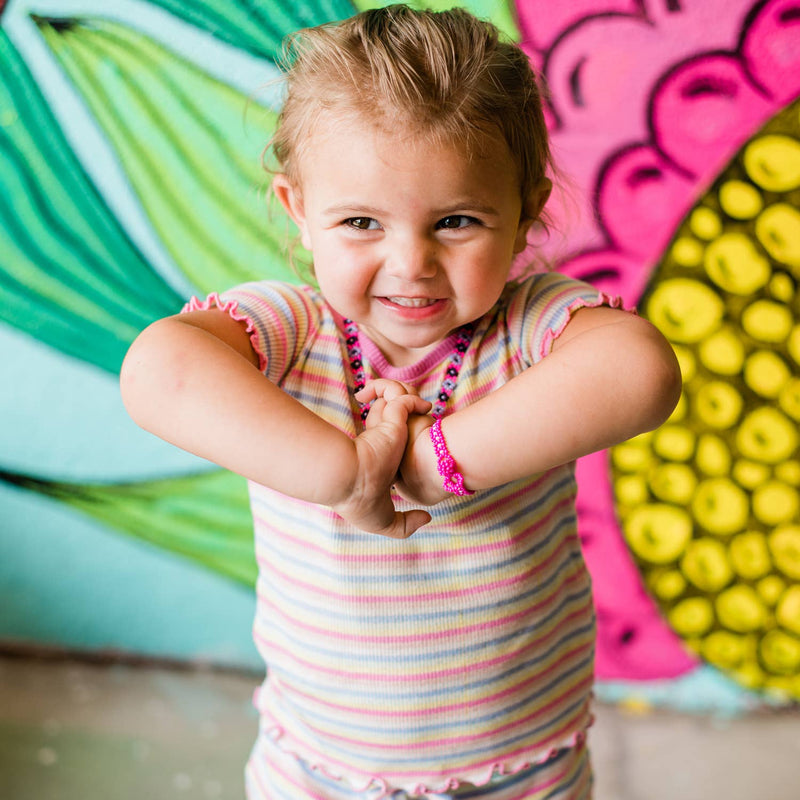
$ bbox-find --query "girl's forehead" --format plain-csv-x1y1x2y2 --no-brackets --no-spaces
298,109,508,174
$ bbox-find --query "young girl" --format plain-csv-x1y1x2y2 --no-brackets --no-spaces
121,5,680,799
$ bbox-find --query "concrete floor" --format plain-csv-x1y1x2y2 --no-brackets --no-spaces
1,654,799,800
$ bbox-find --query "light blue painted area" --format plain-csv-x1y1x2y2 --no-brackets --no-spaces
595,666,778,717
0,480,261,670
0,322,211,483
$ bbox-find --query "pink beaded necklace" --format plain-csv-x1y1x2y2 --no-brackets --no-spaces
342,319,475,422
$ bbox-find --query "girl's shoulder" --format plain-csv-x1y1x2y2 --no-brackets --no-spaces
494,271,623,363
211,280,336,332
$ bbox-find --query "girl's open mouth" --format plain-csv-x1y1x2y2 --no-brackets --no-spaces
384,296,438,308
377,296,448,319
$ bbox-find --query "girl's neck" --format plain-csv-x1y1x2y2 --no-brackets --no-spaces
358,327,460,380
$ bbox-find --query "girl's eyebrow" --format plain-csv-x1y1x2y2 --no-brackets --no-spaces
323,203,387,217
436,201,501,216
323,201,502,217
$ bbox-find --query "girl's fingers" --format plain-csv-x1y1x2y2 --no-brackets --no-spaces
363,397,387,429
363,393,431,429
380,394,431,424
374,509,431,539
355,379,419,404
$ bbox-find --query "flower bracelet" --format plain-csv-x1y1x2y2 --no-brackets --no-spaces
429,418,474,497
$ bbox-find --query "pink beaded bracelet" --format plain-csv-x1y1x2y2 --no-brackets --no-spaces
429,418,474,497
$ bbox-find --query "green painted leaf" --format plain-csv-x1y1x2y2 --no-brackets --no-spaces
142,0,356,60
351,0,520,42
4,468,256,587
0,30,184,373
38,17,308,295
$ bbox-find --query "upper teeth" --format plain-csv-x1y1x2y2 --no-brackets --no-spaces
387,297,436,307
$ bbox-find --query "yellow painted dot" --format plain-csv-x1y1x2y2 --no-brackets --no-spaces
615,474,649,507
743,350,791,398
690,207,723,240
624,504,693,564
694,381,743,429
769,273,795,303
770,525,800,580
760,630,800,674
649,463,698,504
653,570,687,601
646,279,724,344
669,596,715,636
611,441,652,473
776,586,800,637
702,630,748,669
753,481,799,526
744,134,800,192
671,236,704,267
699,326,745,376
741,299,793,343
730,531,772,579
731,661,765,690
736,407,798,464
732,459,770,490
718,180,763,219
775,460,800,486
716,584,768,632
757,575,786,606
778,378,800,421
692,478,749,535
704,233,771,294
756,203,800,272
681,538,733,592
695,434,731,476
653,425,696,461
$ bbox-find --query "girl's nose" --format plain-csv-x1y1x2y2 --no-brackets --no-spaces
385,237,438,281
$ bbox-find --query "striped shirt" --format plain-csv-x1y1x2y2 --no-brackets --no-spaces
190,272,616,796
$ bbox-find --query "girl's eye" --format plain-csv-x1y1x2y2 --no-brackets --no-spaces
345,217,380,230
437,215,477,230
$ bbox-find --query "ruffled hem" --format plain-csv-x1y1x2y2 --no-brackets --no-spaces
539,291,632,361
182,292,268,373
257,718,593,799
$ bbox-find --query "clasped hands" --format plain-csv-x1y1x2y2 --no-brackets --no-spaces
331,379,451,539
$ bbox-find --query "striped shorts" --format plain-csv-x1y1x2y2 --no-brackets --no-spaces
245,735,592,800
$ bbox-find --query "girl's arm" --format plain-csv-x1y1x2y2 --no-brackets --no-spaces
120,310,430,537
397,306,681,503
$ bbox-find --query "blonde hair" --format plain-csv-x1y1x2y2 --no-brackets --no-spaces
269,4,551,205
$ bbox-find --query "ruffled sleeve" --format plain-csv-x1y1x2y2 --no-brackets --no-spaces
507,272,631,365
181,282,320,384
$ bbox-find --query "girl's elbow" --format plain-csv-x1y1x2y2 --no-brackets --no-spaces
642,338,683,430
119,319,177,428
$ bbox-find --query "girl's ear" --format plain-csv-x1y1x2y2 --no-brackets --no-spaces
272,174,312,250
513,177,553,254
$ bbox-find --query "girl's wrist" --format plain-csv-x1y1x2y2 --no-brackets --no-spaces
429,418,474,496
398,415,447,505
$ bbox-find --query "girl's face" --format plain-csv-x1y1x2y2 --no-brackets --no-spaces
273,115,548,367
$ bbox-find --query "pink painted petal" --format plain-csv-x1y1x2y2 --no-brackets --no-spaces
597,144,695,260
652,54,773,183
575,452,698,680
741,0,800,103
516,1,642,54
557,248,650,307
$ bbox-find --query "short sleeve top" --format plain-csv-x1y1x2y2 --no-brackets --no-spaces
186,272,619,796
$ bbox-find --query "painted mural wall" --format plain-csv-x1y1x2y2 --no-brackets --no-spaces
1,0,799,714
